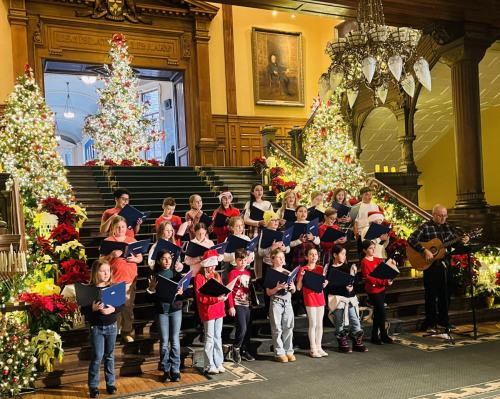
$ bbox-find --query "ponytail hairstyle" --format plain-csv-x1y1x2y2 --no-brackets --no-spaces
89,259,114,286
111,216,128,237
250,182,264,208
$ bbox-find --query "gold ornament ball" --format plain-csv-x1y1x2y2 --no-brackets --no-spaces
6,359,12,365
31,357,36,364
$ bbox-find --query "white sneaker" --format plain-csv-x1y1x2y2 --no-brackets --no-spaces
206,367,219,374
217,366,226,373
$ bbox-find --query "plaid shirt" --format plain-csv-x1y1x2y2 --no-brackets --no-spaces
408,220,458,254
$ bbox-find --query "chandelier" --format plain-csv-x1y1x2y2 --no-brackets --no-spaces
320,0,431,108
63,82,75,118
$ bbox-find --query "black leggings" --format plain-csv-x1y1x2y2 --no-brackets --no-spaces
368,290,387,337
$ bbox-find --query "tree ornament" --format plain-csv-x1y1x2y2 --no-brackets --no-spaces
6,359,12,364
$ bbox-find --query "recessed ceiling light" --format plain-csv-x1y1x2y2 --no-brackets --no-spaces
272,10,277,16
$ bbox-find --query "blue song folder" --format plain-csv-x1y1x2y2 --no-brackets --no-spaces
364,223,391,244
213,212,229,228
225,235,259,253
320,226,346,243
292,219,319,241
284,209,297,222
75,281,126,308
185,241,228,258
264,267,300,295
198,213,213,228
249,206,265,221
99,240,128,256
260,227,294,249
327,267,355,287
369,262,400,280
155,271,192,304
307,206,325,222
151,239,182,265
303,270,326,293
125,239,151,257
331,202,351,219
118,204,151,229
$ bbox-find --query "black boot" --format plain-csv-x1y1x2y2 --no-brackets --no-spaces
171,372,181,382
349,330,368,352
233,347,242,363
89,388,99,398
162,371,171,382
335,330,352,353
381,332,393,344
371,328,383,345
106,386,117,395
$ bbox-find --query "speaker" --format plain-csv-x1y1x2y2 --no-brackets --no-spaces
164,99,172,110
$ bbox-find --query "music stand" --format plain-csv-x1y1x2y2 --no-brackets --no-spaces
450,243,488,340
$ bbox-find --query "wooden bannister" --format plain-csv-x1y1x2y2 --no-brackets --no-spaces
269,140,306,169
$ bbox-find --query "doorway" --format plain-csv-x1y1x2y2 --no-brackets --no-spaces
42,60,186,166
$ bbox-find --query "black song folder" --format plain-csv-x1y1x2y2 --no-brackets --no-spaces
302,269,326,293
369,261,400,280
331,202,351,219
320,226,346,243
198,278,232,297
327,267,355,287
99,240,128,257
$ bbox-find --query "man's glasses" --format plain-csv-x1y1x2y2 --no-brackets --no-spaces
119,197,130,202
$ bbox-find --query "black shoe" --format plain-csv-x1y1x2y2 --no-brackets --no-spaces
381,335,393,344
158,364,165,372
162,371,171,383
233,347,241,363
241,351,255,361
89,388,99,398
106,386,117,395
171,372,181,383
370,336,383,345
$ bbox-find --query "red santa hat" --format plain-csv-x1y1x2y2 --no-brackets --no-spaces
218,191,233,203
201,249,220,268
367,211,384,224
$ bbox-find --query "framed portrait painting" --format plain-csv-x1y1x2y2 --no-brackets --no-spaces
252,27,305,107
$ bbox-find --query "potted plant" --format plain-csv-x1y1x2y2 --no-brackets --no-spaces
251,157,268,175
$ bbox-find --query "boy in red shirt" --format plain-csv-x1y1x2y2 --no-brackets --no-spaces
155,197,183,233
100,188,142,238
227,248,255,363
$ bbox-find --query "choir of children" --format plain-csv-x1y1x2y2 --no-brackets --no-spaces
92,185,397,396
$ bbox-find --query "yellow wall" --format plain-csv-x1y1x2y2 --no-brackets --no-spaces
208,4,339,117
418,106,500,210
0,0,13,102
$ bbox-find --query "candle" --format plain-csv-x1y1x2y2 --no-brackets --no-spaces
391,167,396,173
0,162,2,173
411,269,416,278
375,165,380,172
383,166,389,173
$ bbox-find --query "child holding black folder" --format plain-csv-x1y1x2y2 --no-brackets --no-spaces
146,249,186,383
101,216,142,343
267,249,296,363
296,246,328,358
195,250,228,374
148,220,183,270
326,245,367,353
227,249,255,363
186,194,211,240
319,208,347,267
81,259,124,398
360,212,389,260
276,189,298,228
184,223,216,276
100,188,142,238
329,188,353,225
212,191,240,244
360,240,394,345
244,183,273,281
222,217,254,283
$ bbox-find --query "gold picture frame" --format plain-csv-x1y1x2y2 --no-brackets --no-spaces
252,27,305,107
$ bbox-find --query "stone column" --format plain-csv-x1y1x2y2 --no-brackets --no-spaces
394,107,418,173
287,126,305,162
438,35,493,211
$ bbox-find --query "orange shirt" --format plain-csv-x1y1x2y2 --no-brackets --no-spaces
102,208,135,238
155,214,183,233
105,236,138,284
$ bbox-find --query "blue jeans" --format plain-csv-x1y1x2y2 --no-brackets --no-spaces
270,297,294,357
88,323,117,388
333,306,362,334
203,318,223,369
156,310,182,373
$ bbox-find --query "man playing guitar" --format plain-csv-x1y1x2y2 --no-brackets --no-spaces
408,204,469,333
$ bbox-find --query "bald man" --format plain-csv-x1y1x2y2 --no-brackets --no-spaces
408,205,469,333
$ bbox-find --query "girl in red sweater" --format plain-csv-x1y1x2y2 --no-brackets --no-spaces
319,207,347,267
212,191,240,244
296,246,328,358
227,248,255,363
195,250,228,374
360,240,394,345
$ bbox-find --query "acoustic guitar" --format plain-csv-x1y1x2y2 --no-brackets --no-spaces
407,228,482,271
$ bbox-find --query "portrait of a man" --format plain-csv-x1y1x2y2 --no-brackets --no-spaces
252,27,304,107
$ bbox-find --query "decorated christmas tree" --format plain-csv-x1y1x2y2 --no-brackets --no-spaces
0,65,73,208
0,312,37,396
84,34,163,164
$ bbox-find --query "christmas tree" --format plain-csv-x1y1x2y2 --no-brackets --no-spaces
0,312,37,396
0,65,73,208
275,97,367,206
84,34,163,164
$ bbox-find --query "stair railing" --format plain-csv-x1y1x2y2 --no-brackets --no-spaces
9,179,27,251
269,140,306,169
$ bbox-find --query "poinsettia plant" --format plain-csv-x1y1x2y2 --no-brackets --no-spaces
49,224,79,244
104,159,117,166
56,259,90,289
251,157,268,175
271,177,285,194
84,160,97,166
284,181,297,191
41,197,77,226
120,159,134,166
18,293,78,333
147,159,160,166
451,254,480,287
386,232,409,264
270,167,284,179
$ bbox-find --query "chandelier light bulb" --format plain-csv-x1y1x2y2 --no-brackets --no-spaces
362,56,376,83
388,55,403,82
272,10,277,16
377,84,389,104
291,13,296,18
414,57,432,91
329,65,344,93
63,82,76,119
401,74,416,97
347,88,359,108
318,73,332,101
81,76,97,84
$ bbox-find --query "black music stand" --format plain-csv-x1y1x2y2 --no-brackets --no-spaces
450,243,488,340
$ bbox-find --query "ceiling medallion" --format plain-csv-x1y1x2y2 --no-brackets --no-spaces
320,0,432,108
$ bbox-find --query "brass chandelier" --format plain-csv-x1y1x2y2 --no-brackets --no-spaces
319,0,431,107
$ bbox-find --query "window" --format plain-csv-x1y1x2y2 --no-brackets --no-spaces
141,89,163,161
84,138,95,162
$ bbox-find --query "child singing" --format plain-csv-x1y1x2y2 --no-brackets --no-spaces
82,259,124,398
296,246,328,358
100,216,142,343
186,194,211,240
155,197,183,234
184,223,216,276
227,248,255,362
319,207,347,267
222,217,254,283
212,191,240,244
148,220,183,270
267,249,296,363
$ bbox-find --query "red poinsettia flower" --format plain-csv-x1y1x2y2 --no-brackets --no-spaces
84,160,97,166
348,198,360,205
104,159,117,166
49,224,79,244
147,159,160,166
36,236,54,254
120,159,134,166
